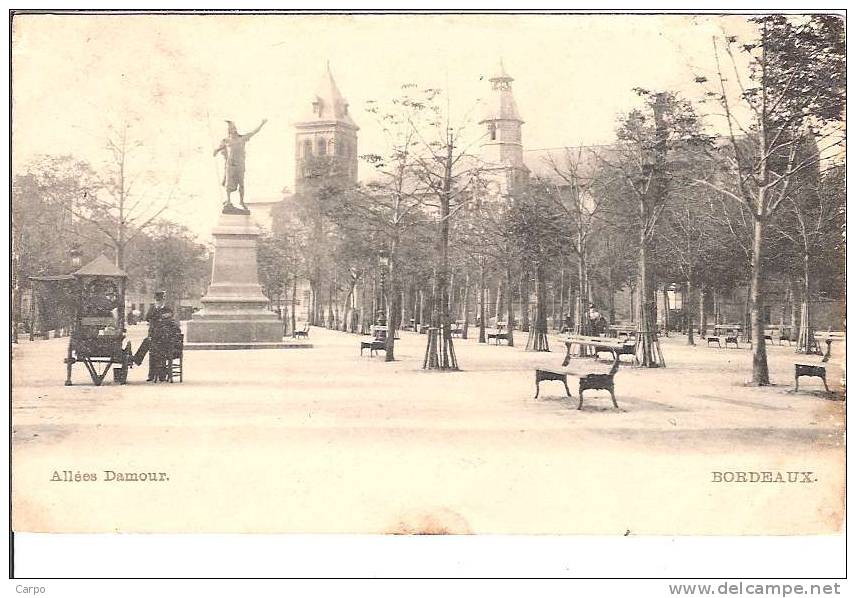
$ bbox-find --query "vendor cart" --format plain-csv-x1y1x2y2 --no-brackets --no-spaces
63,255,132,386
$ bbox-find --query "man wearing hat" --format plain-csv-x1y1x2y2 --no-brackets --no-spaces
133,291,176,381
213,118,267,212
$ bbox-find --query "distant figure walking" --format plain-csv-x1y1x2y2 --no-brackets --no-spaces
213,118,267,212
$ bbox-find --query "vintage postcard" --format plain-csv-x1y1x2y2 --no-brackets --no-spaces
11,10,845,549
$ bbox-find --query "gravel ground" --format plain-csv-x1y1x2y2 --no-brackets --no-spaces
12,323,845,535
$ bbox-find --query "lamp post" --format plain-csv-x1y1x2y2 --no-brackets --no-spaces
69,244,82,270
377,249,389,325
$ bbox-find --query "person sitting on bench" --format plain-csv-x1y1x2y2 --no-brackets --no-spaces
133,291,177,382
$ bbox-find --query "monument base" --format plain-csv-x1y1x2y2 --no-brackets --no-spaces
185,210,312,351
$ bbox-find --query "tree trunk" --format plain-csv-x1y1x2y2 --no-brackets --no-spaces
520,272,530,332
788,279,799,333
505,264,515,347
698,286,707,339
478,264,486,343
525,262,550,351
749,217,770,385
742,283,752,343
550,285,556,332
796,252,818,354
462,272,470,340
423,146,458,371
384,244,399,362
558,269,565,332
635,202,665,368
494,283,502,322
713,290,721,326
607,282,616,324
629,281,636,324
686,280,695,345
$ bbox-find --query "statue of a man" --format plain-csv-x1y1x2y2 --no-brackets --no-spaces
213,119,267,212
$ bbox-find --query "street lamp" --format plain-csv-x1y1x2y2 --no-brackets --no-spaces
377,249,389,325
69,244,83,269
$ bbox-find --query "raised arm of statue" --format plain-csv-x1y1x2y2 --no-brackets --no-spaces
213,142,226,157
243,118,268,141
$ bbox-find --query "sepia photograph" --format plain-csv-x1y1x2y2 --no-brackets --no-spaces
8,7,846,581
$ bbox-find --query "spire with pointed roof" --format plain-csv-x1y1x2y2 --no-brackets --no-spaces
479,59,528,194
294,62,360,193
303,62,358,129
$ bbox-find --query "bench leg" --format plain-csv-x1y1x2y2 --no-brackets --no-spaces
609,386,618,409
577,389,584,410
794,373,799,392
563,378,571,398
822,374,830,393
534,374,540,399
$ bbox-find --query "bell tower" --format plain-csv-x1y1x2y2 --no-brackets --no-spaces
479,59,529,195
294,62,359,194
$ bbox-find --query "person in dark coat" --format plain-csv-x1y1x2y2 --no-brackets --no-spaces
133,291,176,381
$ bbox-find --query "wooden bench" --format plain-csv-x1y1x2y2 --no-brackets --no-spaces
764,327,793,346
560,335,627,366
294,323,309,338
594,341,636,365
794,363,829,392
360,340,386,356
534,337,622,410
724,335,739,349
535,351,620,410
487,330,509,345
794,338,835,393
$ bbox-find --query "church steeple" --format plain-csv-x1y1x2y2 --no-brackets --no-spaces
479,59,528,194
294,62,359,193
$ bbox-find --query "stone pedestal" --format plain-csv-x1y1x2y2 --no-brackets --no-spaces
185,212,307,350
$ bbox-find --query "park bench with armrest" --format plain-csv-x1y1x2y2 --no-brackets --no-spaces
708,324,741,349
534,336,622,410
360,325,395,356
360,339,386,356
487,330,510,344
763,326,794,346
487,322,510,345
294,323,310,338
794,337,836,393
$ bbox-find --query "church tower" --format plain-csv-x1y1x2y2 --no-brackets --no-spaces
294,62,359,194
479,59,529,195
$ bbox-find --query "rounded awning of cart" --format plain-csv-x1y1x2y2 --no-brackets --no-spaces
72,255,127,278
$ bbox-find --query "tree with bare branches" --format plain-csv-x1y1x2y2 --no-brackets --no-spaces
693,15,845,384
395,86,484,371
599,91,708,367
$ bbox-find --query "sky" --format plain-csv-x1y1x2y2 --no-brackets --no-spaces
12,13,759,239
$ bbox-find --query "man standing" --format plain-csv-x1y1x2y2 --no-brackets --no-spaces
213,118,267,212
134,291,175,381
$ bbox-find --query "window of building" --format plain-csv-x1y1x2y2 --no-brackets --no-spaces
317,138,327,156
488,122,497,141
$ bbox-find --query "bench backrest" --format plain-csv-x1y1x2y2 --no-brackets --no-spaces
565,335,629,347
